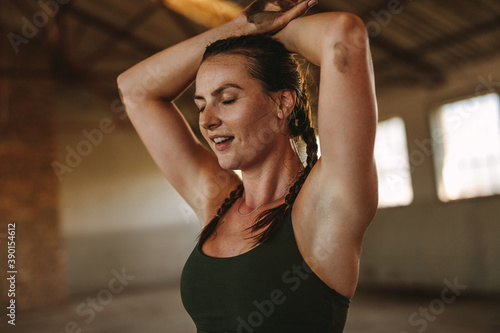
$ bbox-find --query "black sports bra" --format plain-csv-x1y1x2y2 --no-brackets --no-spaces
180,204,350,333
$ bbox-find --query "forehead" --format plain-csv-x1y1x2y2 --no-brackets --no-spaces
196,54,254,90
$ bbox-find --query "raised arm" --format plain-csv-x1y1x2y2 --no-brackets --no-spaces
276,12,378,223
117,1,316,225
272,12,378,298
117,18,246,224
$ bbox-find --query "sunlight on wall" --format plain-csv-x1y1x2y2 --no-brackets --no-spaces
374,117,414,208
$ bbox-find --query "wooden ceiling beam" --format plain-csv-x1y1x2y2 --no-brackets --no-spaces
80,4,158,67
69,6,161,57
413,15,500,56
370,36,445,85
157,3,202,39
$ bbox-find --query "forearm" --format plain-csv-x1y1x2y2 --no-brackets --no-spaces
117,14,249,103
274,12,368,67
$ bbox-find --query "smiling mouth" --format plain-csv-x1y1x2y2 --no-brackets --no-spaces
212,136,234,151
213,136,234,144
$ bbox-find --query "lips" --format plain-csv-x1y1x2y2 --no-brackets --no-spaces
210,135,234,151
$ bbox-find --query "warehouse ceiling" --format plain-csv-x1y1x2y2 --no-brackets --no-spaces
2,0,500,95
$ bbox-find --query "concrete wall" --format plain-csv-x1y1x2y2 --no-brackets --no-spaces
54,84,200,295
359,55,500,294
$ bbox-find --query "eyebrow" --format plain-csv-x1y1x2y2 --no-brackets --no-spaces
194,83,243,100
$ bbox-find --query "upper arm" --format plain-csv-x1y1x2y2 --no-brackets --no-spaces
115,18,248,226
286,13,378,231
276,12,378,206
315,14,378,219
290,16,378,295
117,86,240,225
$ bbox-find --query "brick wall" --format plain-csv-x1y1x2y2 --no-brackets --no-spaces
0,76,67,310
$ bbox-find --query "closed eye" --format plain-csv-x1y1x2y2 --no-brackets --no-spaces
222,99,236,105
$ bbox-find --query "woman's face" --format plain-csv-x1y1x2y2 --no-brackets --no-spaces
195,54,282,171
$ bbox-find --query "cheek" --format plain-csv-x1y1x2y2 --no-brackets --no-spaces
239,116,280,149
222,97,278,137
238,100,275,126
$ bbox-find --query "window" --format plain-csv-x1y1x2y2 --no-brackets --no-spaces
374,117,413,208
432,93,500,201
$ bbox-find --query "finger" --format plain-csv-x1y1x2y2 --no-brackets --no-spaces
279,0,317,23
243,0,267,18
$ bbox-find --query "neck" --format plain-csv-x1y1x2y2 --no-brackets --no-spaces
239,141,304,211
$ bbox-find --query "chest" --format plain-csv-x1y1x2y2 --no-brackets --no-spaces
180,208,347,332
201,207,263,258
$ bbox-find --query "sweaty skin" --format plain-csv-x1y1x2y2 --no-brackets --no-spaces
334,42,350,73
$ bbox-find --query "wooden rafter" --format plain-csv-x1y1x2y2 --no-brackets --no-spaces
414,15,500,56
69,6,162,57
157,3,202,39
80,3,158,67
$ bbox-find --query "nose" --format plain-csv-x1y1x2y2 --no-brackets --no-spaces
199,105,221,130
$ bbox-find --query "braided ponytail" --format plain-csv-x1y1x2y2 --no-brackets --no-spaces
196,35,319,248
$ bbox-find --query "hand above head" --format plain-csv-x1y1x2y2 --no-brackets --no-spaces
241,0,318,35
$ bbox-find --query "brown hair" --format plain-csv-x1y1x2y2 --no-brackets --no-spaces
197,34,318,247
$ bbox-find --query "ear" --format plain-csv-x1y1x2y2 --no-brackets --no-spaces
276,89,297,120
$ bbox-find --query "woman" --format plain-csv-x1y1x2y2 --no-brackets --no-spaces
118,0,378,332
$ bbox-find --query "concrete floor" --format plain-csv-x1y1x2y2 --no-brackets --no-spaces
4,284,500,333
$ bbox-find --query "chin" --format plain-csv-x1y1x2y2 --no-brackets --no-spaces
217,157,240,171
218,162,239,171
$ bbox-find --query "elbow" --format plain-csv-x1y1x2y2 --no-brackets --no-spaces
324,12,368,50
117,69,175,106
116,72,125,91
116,71,132,99
116,70,153,112
116,72,133,113
338,12,366,32
117,71,130,98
